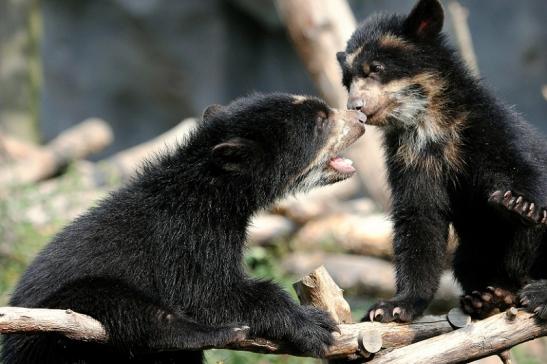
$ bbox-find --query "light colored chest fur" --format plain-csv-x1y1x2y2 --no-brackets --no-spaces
391,113,467,179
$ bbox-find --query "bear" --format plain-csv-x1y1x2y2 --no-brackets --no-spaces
336,0,547,323
1,93,367,363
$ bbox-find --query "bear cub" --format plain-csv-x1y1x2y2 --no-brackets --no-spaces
2,93,366,363
337,0,547,323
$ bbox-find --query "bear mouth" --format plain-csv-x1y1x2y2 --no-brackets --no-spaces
328,156,355,174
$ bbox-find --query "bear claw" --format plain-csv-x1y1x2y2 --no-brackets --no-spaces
489,190,547,226
364,299,422,323
461,287,516,319
518,280,547,321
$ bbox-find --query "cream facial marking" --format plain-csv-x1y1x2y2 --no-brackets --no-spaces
379,34,416,50
292,95,308,104
348,70,467,177
346,46,364,67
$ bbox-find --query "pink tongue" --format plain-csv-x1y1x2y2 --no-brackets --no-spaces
329,157,355,173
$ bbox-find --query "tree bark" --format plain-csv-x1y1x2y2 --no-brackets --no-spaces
1,269,545,363
293,265,353,325
372,309,545,364
0,307,107,342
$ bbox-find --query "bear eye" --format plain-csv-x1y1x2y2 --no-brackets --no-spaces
315,113,329,132
370,62,384,73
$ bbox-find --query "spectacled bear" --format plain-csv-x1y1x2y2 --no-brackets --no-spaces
1,93,367,363
337,0,547,322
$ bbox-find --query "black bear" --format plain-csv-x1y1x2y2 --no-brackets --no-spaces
337,0,547,322
1,93,367,363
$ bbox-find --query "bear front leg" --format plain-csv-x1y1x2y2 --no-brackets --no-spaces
489,190,547,225
364,183,451,323
220,279,338,358
40,277,248,353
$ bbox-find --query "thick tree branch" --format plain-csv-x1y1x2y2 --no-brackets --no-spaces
0,307,107,342
0,306,453,358
372,309,546,364
1,269,545,363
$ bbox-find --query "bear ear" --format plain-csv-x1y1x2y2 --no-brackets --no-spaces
336,51,347,67
211,137,261,173
403,0,444,40
202,104,225,122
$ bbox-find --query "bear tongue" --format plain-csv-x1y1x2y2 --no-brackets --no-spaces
329,157,355,173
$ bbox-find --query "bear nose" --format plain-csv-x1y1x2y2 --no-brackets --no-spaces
356,111,367,124
347,97,364,111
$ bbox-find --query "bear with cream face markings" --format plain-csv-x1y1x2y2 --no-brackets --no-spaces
337,0,547,323
1,93,366,363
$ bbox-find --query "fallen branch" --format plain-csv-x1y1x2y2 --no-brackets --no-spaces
247,213,296,246
292,213,393,258
98,118,197,182
0,118,113,187
274,196,375,226
0,133,41,162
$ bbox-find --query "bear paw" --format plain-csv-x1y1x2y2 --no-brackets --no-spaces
519,280,547,320
461,286,516,319
284,306,338,358
363,297,425,323
489,190,547,225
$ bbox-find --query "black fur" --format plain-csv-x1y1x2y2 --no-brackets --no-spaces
338,0,547,322
1,93,357,363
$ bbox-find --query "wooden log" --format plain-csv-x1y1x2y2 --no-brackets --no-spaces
99,118,197,181
0,307,107,342
0,133,41,161
274,0,390,210
274,196,375,225
292,218,459,263
292,213,393,258
293,266,353,324
4,119,198,228
371,310,547,364
225,312,455,359
247,213,296,246
0,118,113,187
